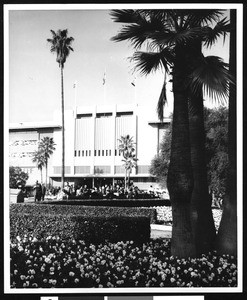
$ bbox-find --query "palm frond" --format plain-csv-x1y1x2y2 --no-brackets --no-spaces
111,24,149,48
190,55,235,103
184,9,223,27
203,17,230,47
153,26,204,46
111,10,169,49
110,9,139,23
47,29,74,67
131,48,173,76
131,51,163,75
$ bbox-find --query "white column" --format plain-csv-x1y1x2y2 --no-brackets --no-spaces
71,107,77,176
91,106,96,175
111,105,117,176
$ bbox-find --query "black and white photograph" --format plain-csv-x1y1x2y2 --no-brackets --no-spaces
3,2,244,296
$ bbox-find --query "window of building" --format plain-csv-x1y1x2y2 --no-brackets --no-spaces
82,150,84,157
116,111,133,116
102,150,104,156
96,112,112,118
78,150,80,157
89,150,91,156
94,150,97,156
98,150,100,156
77,113,93,119
86,150,88,156
109,150,111,156
74,150,77,157
106,150,108,156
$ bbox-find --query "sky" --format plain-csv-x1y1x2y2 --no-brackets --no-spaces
6,4,232,124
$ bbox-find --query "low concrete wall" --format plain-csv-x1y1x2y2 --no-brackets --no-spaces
9,189,19,203
150,224,172,239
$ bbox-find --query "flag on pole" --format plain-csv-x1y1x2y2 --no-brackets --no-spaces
103,72,106,85
73,81,77,88
131,76,136,87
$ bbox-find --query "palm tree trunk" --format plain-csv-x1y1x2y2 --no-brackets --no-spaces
124,168,127,191
61,66,65,189
127,169,131,188
189,95,216,255
216,9,237,256
45,162,48,188
167,47,195,258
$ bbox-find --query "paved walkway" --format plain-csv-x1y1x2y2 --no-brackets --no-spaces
151,224,172,239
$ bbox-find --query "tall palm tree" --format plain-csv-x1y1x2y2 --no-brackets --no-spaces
118,135,137,190
47,29,74,189
111,9,233,257
122,153,138,190
185,13,234,254
39,137,56,188
32,150,45,183
216,9,237,256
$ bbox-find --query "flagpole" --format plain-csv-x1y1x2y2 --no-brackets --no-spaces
73,81,77,117
131,76,137,105
103,70,106,105
73,81,77,174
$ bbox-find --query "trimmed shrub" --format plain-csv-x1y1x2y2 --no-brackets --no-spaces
10,204,151,243
10,203,157,223
72,215,150,243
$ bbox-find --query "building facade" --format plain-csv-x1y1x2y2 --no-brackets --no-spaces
9,104,170,190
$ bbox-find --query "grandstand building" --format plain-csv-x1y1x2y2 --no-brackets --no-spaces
9,104,171,190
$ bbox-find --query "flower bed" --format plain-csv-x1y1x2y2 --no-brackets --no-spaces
10,237,237,288
9,203,236,289
154,206,222,230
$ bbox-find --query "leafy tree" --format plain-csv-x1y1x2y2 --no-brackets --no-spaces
9,166,29,188
47,29,74,189
39,137,56,187
118,135,138,190
151,107,229,200
32,150,45,183
205,107,229,199
149,124,172,189
111,9,233,257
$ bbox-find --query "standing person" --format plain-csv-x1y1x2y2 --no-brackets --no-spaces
33,180,42,202
64,181,71,196
41,184,46,201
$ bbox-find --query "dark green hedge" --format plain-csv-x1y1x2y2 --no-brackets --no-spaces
10,213,150,243
11,203,157,223
10,204,152,243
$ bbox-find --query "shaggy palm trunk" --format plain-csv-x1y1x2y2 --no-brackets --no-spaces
124,168,127,191
45,162,48,188
216,9,237,256
189,94,216,255
128,166,133,188
61,66,65,189
167,46,195,258
40,168,43,184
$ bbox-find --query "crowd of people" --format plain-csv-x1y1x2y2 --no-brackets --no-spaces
43,182,166,201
